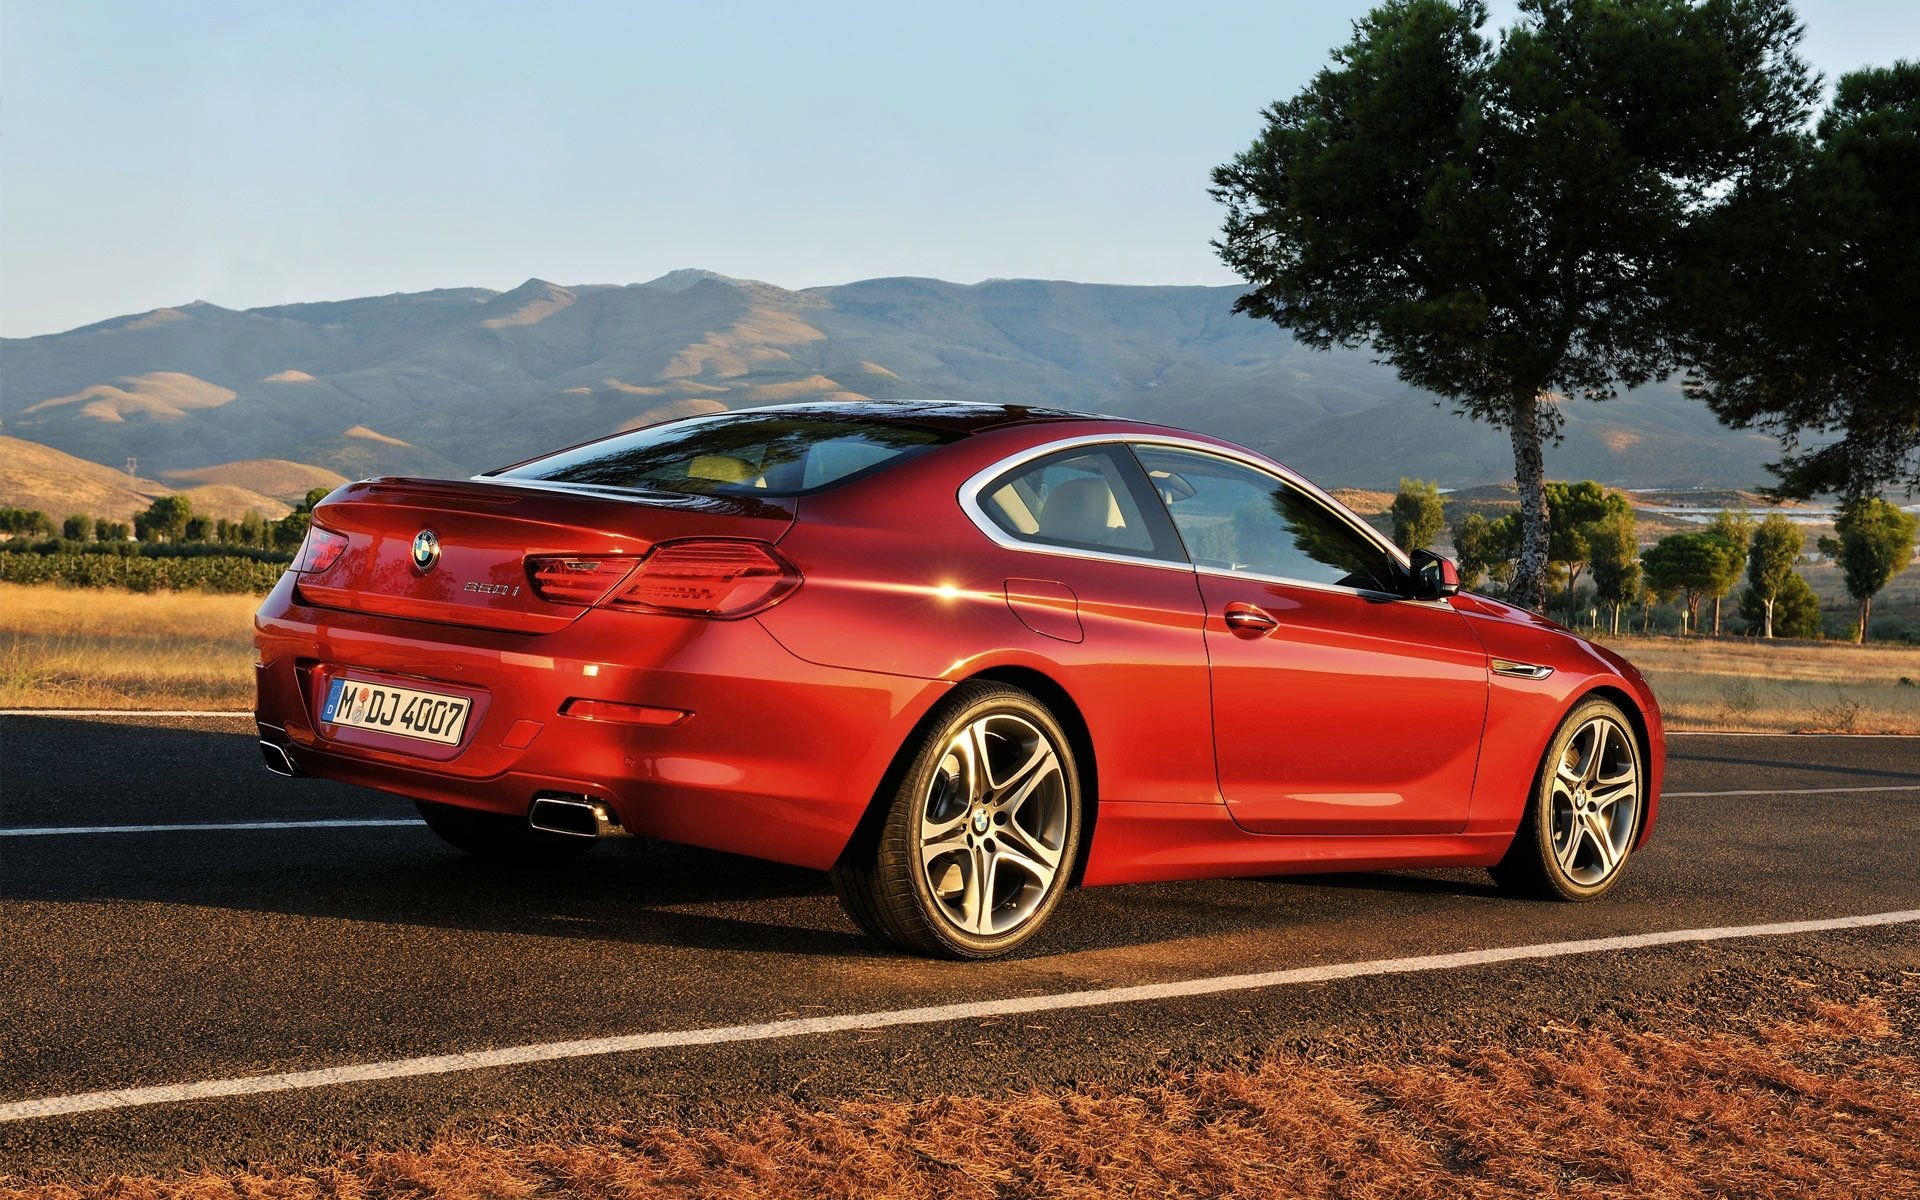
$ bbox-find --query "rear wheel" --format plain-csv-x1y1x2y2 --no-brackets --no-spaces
1491,698,1644,901
414,800,594,864
831,682,1082,959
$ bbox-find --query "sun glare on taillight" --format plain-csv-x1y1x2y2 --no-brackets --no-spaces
295,525,349,574
615,540,800,617
526,556,637,606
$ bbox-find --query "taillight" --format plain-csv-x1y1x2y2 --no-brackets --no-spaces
295,525,349,574
527,556,636,605
527,540,799,618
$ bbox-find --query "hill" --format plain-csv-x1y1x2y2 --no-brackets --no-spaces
0,436,163,521
0,271,1787,490
161,459,348,505
0,437,291,522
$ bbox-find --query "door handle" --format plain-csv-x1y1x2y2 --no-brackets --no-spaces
1223,602,1279,636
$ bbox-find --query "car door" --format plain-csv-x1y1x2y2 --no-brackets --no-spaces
1131,444,1490,836
968,443,1220,807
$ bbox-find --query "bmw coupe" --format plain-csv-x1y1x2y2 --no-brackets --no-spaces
255,400,1664,958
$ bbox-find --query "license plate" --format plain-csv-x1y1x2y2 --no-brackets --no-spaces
322,677,471,746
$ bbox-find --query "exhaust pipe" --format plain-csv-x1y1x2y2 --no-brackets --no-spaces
528,794,632,839
259,740,299,778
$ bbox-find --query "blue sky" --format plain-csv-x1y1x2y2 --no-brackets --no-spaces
2,0,1914,337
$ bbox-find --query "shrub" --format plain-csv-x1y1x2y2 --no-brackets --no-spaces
0,552,286,593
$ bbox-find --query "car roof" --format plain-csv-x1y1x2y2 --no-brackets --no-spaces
730,398,1109,435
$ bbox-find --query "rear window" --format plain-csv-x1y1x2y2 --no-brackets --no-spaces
492,412,964,496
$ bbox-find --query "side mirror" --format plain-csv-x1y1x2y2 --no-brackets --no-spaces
1410,549,1460,599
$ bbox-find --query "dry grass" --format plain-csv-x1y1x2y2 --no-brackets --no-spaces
0,582,257,709
1604,634,1920,733
6,976,1916,1198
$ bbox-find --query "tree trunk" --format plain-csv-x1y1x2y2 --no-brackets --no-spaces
1565,566,1581,626
1507,392,1550,613
1711,594,1722,636
1762,596,1774,640
1610,603,1621,637
1858,595,1871,644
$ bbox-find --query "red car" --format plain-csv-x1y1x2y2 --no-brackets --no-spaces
255,401,1663,958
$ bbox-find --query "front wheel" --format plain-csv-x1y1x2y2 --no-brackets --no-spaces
1491,698,1645,901
415,800,594,864
831,682,1082,959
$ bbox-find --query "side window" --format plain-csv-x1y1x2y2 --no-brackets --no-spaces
979,446,1182,562
1132,446,1400,592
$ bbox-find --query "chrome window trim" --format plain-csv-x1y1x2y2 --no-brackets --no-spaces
955,439,1198,574
957,433,1417,596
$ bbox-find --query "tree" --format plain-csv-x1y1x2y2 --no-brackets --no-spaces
1545,481,1630,624
1586,514,1641,636
1739,571,1821,639
140,495,193,542
272,511,311,552
182,516,213,542
1700,510,1756,635
1391,477,1446,551
1818,497,1919,643
1450,512,1499,589
1745,513,1804,638
0,508,53,537
301,486,332,513
238,510,269,549
1683,62,1920,501
1642,533,1742,635
1642,573,1678,633
61,514,91,540
1212,0,1817,612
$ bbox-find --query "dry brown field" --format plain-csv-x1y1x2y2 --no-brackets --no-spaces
0,583,258,709
1603,634,1920,734
5,971,1913,1199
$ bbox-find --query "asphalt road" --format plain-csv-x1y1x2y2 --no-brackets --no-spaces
1,713,1917,1176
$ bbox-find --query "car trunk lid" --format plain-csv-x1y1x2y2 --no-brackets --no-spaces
296,478,796,633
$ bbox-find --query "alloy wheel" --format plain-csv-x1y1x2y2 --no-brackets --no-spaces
917,713,1070,937
1546,716,1640,887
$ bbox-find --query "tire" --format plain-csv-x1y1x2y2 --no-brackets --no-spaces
830,682,1083,959
414,800,594,864
1491,697,1645,901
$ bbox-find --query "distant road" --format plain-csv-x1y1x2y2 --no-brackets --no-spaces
2,715,1916,1174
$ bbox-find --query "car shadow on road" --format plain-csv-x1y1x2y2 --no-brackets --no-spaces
1666,751,1920,785
5,716,1518,962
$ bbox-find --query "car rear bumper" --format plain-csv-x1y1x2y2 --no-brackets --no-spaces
253,571,946,869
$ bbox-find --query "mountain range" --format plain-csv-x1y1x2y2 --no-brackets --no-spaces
0,270,1787,504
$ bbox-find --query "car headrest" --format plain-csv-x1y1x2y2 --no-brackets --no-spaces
1038,477,1117,545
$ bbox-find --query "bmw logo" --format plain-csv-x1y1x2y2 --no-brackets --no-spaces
410,529,441,573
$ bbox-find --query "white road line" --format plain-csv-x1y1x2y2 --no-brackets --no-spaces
0,709,251,718
1666,784,1920,798
0,819,418,837
3,908,1914,1124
